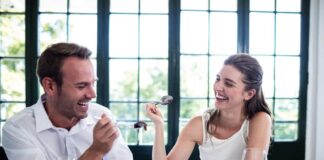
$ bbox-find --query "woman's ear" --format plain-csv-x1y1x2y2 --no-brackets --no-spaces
244,89,256,101
41,77,57,95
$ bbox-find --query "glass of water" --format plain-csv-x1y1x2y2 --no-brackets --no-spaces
241,148,268,160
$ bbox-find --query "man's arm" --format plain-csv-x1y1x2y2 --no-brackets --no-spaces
2,121,47,159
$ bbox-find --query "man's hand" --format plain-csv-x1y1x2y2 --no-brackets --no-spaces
79,114,119,160
93,114,119,153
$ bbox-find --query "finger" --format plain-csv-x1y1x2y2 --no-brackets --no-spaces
146,103,157,113
99,114,110,125
102,127,119,142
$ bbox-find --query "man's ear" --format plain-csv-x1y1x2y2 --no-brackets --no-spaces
244,89,256,101
41,77,57,96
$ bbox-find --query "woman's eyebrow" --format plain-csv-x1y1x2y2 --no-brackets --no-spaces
224,78,237,85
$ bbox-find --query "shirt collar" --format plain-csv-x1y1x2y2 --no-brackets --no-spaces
34,94,54,133
34,94,96,133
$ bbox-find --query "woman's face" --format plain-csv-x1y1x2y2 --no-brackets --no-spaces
213,65,253,111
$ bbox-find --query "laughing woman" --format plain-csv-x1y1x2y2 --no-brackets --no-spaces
145,54,272,160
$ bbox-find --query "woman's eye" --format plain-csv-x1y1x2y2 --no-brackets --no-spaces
225,82,234,87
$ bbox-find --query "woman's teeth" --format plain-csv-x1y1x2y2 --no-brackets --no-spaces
216,95,228,100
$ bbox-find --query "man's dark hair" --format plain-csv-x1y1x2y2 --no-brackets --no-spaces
36,42,92,87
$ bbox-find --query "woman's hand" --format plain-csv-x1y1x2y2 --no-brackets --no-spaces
145,103,164,125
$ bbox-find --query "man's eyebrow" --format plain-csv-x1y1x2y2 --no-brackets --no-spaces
74,79,98,85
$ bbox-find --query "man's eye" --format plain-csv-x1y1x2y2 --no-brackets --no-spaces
76,85,86,89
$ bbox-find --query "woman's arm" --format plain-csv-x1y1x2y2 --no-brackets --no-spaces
247,112,272,151
167,116,203,160
145,104,203,160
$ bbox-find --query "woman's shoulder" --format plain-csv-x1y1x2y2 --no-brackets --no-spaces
181,115,204,144
249,112,272,125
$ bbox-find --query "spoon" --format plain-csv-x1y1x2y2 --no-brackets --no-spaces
154,95,173,105
94,116,147,131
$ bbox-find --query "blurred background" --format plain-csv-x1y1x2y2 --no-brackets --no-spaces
0,0,323,159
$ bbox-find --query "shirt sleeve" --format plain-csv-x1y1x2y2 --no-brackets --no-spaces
103,133,133,160
101,108,133,160
2,121,47,160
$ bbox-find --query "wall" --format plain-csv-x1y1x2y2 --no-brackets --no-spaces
306,0,324,159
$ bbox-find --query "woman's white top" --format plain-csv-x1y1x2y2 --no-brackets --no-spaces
198,108,249,160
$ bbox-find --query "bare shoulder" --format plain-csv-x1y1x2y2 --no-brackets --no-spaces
247,112,272,149
249,112,272,127
179,115,204,143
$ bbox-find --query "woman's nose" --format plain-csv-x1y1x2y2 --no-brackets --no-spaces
214,82,224,92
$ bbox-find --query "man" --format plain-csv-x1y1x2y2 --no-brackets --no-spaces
2,43,133,159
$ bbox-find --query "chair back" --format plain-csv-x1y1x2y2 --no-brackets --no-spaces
0,146,8,160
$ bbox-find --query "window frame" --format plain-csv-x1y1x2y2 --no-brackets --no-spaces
15,0,310,159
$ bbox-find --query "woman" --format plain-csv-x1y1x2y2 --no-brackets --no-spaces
145,54,272,160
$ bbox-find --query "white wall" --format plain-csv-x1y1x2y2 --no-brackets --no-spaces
306,0,324,159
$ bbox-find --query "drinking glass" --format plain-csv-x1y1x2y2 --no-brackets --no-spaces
241,148,268,160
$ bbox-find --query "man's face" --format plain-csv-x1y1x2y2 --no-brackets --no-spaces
54,57,97,120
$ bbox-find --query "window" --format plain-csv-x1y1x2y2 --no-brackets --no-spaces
0,0,26,144
0,0,309,159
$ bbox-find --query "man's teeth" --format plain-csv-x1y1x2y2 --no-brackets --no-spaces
79,102,89,106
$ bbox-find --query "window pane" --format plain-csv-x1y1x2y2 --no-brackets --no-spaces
139,60,168,101
109,59,138,101
109,14,138,57
210,0,237,11
110,103,137,144
275,56,299,97
140,122,168,145
110,0,139,13
69,0,97,13
110,102,168,145
69,15,97,57
249,12,274,55
180,56,208,97
277,0,301,12
274,122,298,141
210,12,237,55
0,103,25,144
141,0,168,13
266,98,274,113
276,13,301,55
0,103,25,120
90,59,97,102
110,103,138,121
140,103,168,145
39,14,67,54
0,59,25,101
119,125,139,145
250,0,275,11
253,56,274,98
274,99,298,121
209,56,227,98
0,15,25,57
140,15,168,58
180,99,207,120
181,0,208,10
0,0,25,12
39,0,67,12
180,11,208,54
180,99,207,134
